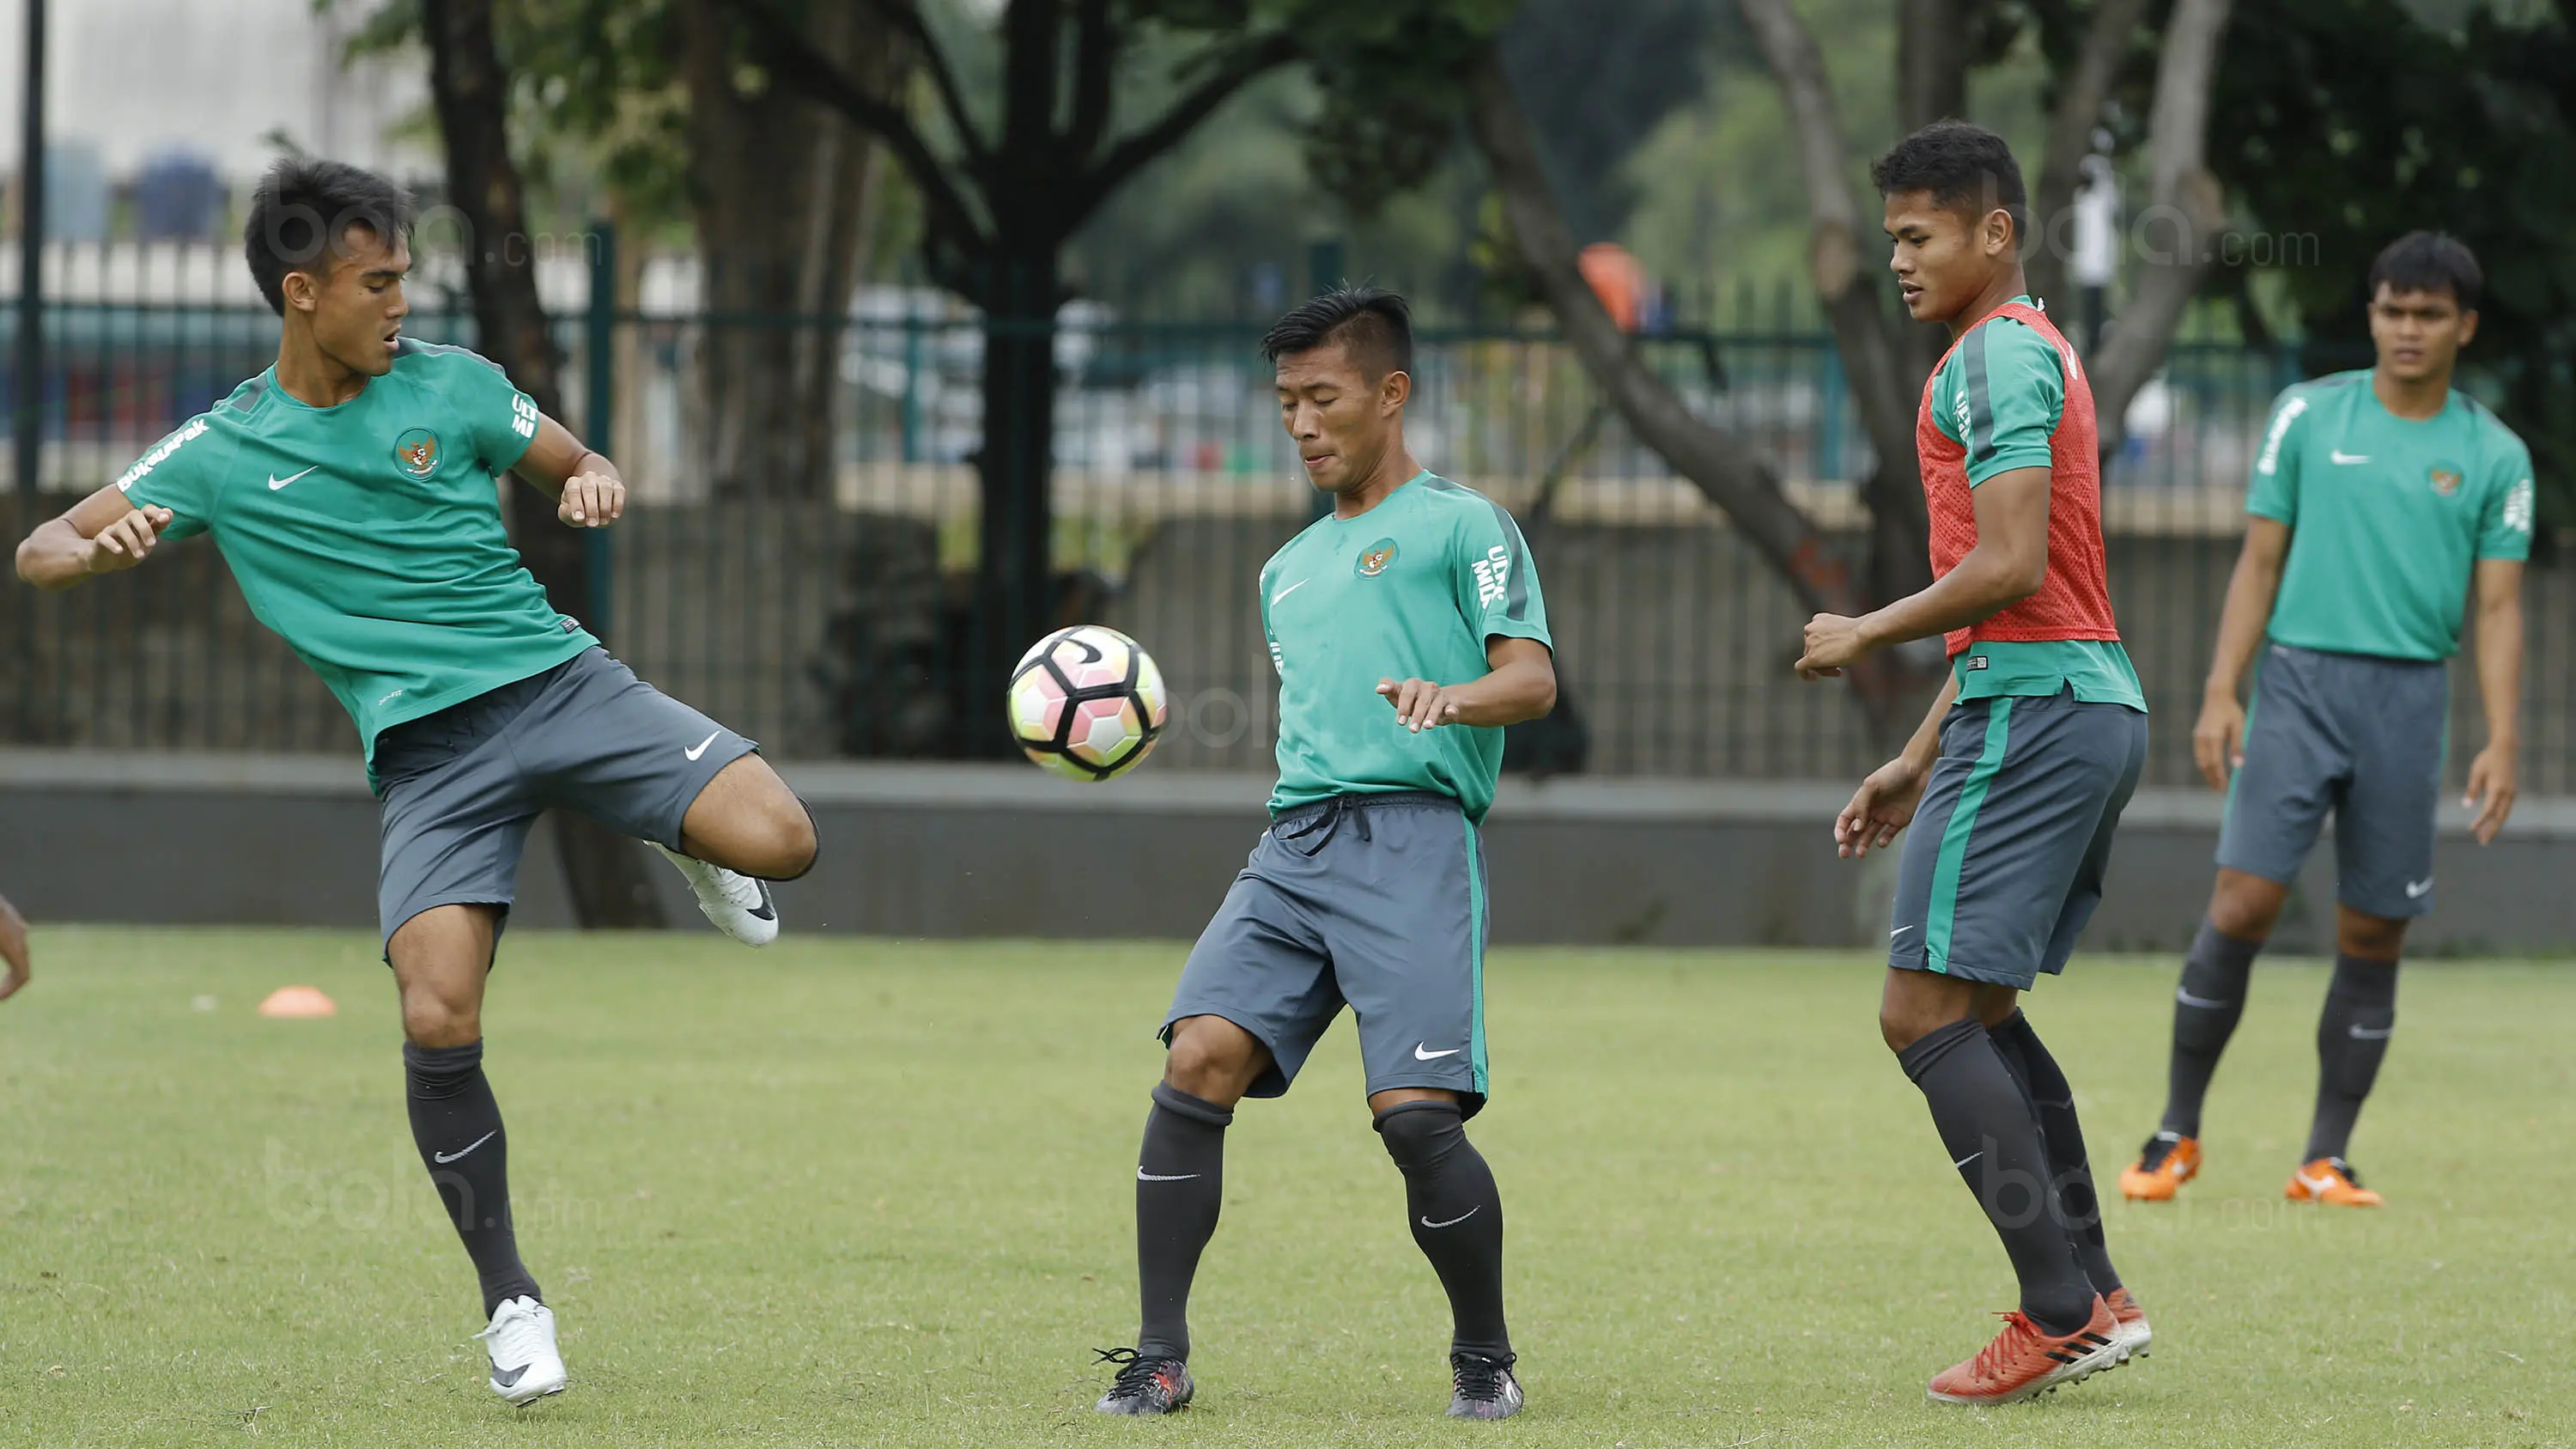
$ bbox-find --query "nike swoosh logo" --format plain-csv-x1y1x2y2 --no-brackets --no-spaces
434,1129,498,1165
491,1363,528,1389
1413,1044,1463,1061
2175,988,2233,1009
2405,877,2434,898
2348,1025,2394,1040
1137,1169,1202,1182
2330,450,2371,465
1891,925,1913,940
683,730,720,761
1953,1151,1984,1170
268,466,318,490
1419,1206,1480,1229
747,879,775,922
1271,578,1309,606
2295,1172,2337,1196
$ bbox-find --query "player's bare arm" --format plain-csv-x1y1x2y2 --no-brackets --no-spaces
1834,671,1959,860
13,484,176,591
1795,464,2050,678
512,414,627,529
1376,636,1556,732
2464,555,2523,843
0,892,28,1002
2190,516,2291,790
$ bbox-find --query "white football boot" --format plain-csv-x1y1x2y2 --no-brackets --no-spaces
657,846,780,947
477,1295,567,1405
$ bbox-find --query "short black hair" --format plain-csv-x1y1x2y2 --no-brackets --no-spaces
2367,231,2482,311
242,157,416,315
1871,120,2027,247
1260,285,1413,381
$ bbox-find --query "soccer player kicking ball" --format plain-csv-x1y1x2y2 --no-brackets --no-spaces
1094,288,1555,1421
13,160,817,1404
2119,233,2530,1210
1795,122,2148,1404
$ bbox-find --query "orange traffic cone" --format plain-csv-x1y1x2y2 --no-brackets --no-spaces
258,985,337,1019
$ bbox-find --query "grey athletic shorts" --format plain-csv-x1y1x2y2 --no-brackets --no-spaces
2218,642,2446,919
372,647,758,946
1163,791,1493,1117
1890,688,2148,990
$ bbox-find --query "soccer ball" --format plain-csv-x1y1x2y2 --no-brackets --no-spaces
1005,624,1169,781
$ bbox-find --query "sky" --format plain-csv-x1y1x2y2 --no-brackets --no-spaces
0,0,430,184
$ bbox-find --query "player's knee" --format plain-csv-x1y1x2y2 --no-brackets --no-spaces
759,798,819,880
399,987,480,1048
2336,910,2406,961
1163,1018,1257,1100
2208,871,2286,940
1374,1099,1465,1174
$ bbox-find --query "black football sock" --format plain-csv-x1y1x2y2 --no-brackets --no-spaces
2305,953,2398,1163
2160,918,2262,1137
404,1040,540,1318
1990,1010,2121,1297
1376,1101,1510,1360
1897,1020,2097,1336
1134,1083,1229,1362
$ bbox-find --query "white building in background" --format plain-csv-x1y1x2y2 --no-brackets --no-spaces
0,0,431,184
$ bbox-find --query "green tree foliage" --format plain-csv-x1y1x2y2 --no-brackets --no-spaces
2205,0,2576,524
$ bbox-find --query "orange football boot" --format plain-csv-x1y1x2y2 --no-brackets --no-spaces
2117,1131,2200,1202
1926,1296,2125,1405
2285,1157,2383,1207
2103,1285,2152,1359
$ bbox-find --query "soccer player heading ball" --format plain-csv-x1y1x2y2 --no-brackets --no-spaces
1095,288,1556,1420
1794,122,2148,1404
12,160,821,1404
2119,234,2530,1210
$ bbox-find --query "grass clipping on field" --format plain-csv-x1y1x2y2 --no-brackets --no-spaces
1,928,2568,1448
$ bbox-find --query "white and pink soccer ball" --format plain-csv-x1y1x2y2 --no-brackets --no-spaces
1005,624,1169,781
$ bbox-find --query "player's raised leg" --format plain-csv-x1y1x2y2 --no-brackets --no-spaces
391,904,563,1405
659,753,817,946
505,646,818,946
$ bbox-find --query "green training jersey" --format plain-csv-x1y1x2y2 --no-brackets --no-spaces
1923,297,2144,710
1260,472,1552,825
116,339,595,771
2247,370,2534,661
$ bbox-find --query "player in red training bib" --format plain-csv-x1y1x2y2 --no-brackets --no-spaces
1792,121,2149,1405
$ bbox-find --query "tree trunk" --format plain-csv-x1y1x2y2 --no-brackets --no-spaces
2089,0,2236,452
2024,0,2156,310
1736,0,1936,622
969,247,1061,749
1467,49,1929,745
1898,0,1969,131
422,0,665,928
679,0,907,500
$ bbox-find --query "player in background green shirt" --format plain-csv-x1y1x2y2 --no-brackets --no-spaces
14,160,820,1403
2118,233,2531,1210
1097,289,1556,1422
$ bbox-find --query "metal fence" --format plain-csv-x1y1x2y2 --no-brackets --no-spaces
5,242,2568,791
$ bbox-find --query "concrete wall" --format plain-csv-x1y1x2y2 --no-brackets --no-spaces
12,497,2571,795
7,750,2574,954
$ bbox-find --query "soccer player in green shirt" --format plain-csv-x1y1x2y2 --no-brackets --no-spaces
14,160,820,1403
2118,233,2531,1209
1094,289,1556,1421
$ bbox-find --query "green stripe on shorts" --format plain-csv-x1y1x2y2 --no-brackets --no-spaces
1464,815,1488,1095
1926,698,2015,973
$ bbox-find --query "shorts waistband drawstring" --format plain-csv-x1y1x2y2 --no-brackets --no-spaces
1270,790,1453,856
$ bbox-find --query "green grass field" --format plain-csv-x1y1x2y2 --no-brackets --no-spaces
3,929,2571,1447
